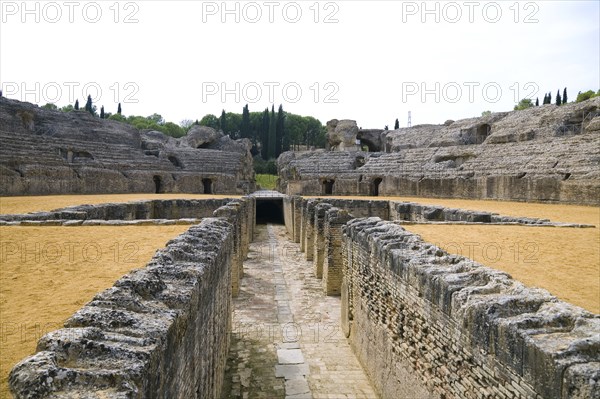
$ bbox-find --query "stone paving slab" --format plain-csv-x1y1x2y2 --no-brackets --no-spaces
222,224,378,398
278,349,305,364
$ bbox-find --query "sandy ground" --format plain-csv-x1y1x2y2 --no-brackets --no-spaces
309,195,600,313
0,194,598,396
0,194,241,215
405,224,599,314
0,225,191,398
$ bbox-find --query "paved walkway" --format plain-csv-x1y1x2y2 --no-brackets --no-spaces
222,224,378,399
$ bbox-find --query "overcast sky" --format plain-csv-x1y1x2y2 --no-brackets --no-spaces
1,0,598,128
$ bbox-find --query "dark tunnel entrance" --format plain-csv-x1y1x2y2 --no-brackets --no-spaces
153,175,163,194
256,198,284,224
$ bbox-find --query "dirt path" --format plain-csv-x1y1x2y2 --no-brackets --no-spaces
222,224,378,398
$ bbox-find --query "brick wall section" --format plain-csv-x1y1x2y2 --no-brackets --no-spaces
300,198,307,252
322,207,353,296
292,196,302,242
313,203,333,278
342,217,599,399
303,199,320,261
214,200,244,297
9,198,255,398
283,196,294,237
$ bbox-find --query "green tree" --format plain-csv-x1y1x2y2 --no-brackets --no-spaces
514,98,534,111
147,113,164,125
85,95,93,115
180,119,194,132
284,113,308,150
74,99,79,110
220,110,226,133
562,87,568,104
276,104,286,155
241,104,251,139
260,108,270,159
199,114,220,130
535,98,539,106
555,90,562,106
42,103,57,110
268,105,276,159
100,106,105,119
60,104,74,113
481,110,492,117
394,118,399,129
161,122,185,138
108,113,125,122
576,90,600,102
117,103,122,115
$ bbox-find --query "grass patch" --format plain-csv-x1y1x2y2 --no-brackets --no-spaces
256,174,277,190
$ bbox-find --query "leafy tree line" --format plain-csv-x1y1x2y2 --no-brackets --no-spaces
39,97,328,151
515,87,599,111
198,104,327,160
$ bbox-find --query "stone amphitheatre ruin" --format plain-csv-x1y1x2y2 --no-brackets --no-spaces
0,96,599,398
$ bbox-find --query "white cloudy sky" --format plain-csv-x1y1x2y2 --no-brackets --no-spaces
1,0,598,128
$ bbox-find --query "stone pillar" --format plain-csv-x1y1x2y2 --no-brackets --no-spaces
303,200,319,261
313,202,333,278
323,208,353,296
292,196,302,243
300,198,307,252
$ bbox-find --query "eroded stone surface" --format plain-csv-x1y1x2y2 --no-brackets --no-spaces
279,97,600,204
0,97,255,195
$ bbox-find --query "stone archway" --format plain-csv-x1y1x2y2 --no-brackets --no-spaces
153,175,163,193
476,124,491,144
202,178,213,194
322,179,335,195
370,177,383,196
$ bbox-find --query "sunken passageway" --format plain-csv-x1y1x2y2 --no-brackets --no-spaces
256,198,284,224
222,224,377,398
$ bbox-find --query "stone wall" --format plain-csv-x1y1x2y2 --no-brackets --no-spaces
322,207,353,296
0,199,235,222
341,218,599,399
8,198,256,398
278,98,600,205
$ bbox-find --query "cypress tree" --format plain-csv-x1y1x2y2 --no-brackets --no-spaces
260,108,270,160
276,104,285,156
85,95,93,114
556,90,562,106
394,118,399,129
268,105,276,159
117,103,122,115
563,87,568,104
100,106,105,119
535,98,539,107
220,110,226,133
74,99,79,110
241,104,251,139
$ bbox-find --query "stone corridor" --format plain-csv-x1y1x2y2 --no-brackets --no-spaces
221,224,377,399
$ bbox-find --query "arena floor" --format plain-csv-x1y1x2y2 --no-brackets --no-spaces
309,195,600,313
0,222,192,397
1,194,598,397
